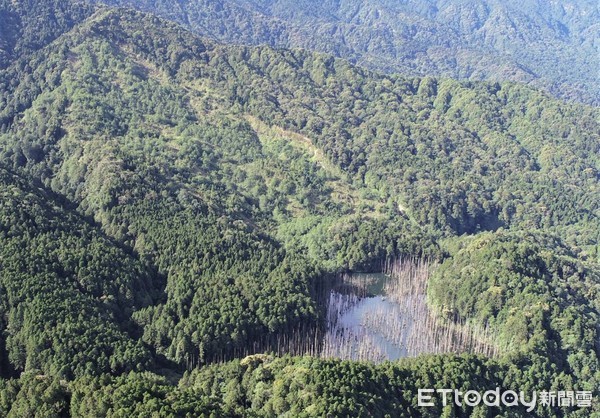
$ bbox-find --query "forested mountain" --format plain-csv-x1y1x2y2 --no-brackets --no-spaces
89,0,600,105
0,167,157,379
0,0,96,68
0,0,598,416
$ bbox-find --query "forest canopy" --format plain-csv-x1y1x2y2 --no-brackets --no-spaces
0,0,598,416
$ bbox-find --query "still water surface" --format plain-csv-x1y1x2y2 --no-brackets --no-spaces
323,272,417,361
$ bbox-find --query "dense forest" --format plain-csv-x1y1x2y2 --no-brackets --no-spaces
0,0,598,416
88,0,600,105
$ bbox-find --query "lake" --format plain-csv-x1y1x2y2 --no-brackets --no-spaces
321,272,417,362
319,260,498,362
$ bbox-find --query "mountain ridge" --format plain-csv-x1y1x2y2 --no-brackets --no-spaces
90,0,600,105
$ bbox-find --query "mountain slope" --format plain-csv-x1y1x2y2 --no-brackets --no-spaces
0,4,598,365
0,0,97,68
0,166,156,379
91,0,600,104
3,6,598,241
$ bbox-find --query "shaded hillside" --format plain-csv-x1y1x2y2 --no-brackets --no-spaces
0,0,97,68
0,166,156,379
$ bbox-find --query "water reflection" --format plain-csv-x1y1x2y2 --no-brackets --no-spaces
321,259,499,362
322,273,409,362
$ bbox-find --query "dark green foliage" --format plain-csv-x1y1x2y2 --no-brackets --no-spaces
429,231,600,390
183,354,512,417
0,374,70,418
1,354,597,416
69,372,225,417
0,0,97,68
0,168,155,379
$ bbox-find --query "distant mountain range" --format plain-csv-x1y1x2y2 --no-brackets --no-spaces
87,0,600,105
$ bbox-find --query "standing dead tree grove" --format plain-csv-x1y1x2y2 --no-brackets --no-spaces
220,258,500,365
319,258,500,362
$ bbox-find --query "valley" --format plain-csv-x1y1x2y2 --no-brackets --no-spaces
0,0,598,416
